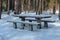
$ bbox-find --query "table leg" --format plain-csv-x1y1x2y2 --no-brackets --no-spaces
20,17,25,29
13,22,17,29
44,22,48,28
36,18,41,29
29,24,33,31
38,24,41,29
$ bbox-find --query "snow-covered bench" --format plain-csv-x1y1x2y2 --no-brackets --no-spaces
7,20,41,31
25,18,55,28
41,20,55,28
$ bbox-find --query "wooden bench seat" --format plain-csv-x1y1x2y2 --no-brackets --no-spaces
25,18,55,28
41,20,55,28
7,20,41,31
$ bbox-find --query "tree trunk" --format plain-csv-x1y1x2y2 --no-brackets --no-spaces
53,0,56,14
24,0,28,14
12,0,15,11
6,0,10,15
7,0,10,15
14,0,20,14
35,0,38,14
38,0,41,15
43,0,46,10
0,0,2,19
28,0,30,13
21,0,24,12
41,0,42,14
59,0,60,20
59,5,60,19
6,0,8,11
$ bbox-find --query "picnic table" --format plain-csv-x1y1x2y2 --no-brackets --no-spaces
12,14,51,22
12,14,51,28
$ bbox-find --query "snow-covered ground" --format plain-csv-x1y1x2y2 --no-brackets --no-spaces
0,11,60,40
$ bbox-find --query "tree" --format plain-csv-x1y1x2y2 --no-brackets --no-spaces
14,0,20,14
10,0,15,11
37,0,41,15
58,0,60,19
2,0,6,11
7,0,10,15
28,0,30,13
35,0,38,14
40,0,42,14
0,0,2,19
21,0,24,12
46,0,50,10
53,0,56,14
43,0,46,10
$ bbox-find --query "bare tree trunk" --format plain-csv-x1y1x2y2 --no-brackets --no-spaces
21,0,24,12
35,0,38,14
53,0,56,14
59,2,60,20
6,0,10,14
7,0,10,15
38,0,40,15
18,0,21,14
12,0,15,11
14,0,20,14
28,0,30,13
43,0,46,10
41,0,42,14
0,0,2,19
6,0,8,11
58,0,60,20
31,0,34,11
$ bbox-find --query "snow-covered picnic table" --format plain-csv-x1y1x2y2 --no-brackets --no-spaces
11,14,52,28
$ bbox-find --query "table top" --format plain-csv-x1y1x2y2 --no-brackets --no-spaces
12,14,51,18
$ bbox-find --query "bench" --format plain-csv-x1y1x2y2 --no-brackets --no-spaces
7,20,41,31
25,18,55,28
41,20,55,28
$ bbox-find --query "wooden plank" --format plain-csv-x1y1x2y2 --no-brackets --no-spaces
41,20,55,22
7,20,41,31
25,18,55,22
12,14,51,18
7,20,40,25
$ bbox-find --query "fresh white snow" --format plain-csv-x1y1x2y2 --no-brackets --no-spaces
0,11,60,40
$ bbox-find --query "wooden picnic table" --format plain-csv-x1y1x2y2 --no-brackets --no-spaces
12,14,51,29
